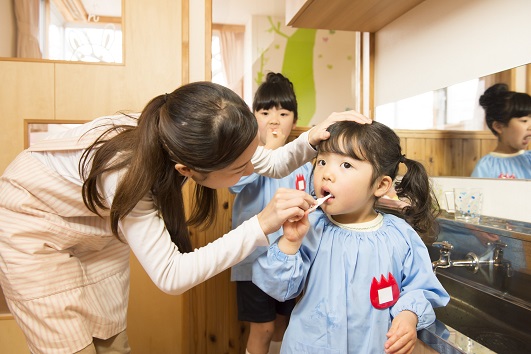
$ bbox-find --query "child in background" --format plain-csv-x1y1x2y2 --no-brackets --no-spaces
230,72,313,354
252,121,450,354
472,83,531,179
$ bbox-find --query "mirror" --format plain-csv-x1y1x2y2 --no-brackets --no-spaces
1,0,123,63
375,65,531,131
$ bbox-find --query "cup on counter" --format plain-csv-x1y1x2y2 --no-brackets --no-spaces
453,188,483,223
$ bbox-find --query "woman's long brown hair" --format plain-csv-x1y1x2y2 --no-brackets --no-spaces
81,82,258,252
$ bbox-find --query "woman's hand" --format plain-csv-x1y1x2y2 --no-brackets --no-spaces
257,188,314,236
308,110,372,146
384,310,418,354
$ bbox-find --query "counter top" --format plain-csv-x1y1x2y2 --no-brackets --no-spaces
420,320,495,354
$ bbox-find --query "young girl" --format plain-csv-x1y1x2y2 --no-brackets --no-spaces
472,83,531,179
0,81,370,354
230,73,313,354
252,121,450,354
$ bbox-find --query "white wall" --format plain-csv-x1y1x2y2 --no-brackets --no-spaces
432,177,531,223
375,0,531,106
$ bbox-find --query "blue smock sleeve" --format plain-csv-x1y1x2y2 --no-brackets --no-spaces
252,216,322,301
390,227,450,330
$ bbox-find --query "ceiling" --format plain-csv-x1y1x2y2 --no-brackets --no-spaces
213,0,285,25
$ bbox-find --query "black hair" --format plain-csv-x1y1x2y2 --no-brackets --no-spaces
318,121,440,242
479,83,531,136
253,72,298,122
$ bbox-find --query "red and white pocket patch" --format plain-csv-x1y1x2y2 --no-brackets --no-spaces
295,174,306,191
370,272,400,309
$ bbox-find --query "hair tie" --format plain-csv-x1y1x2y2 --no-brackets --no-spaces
164,93,169,102
400,154,407,163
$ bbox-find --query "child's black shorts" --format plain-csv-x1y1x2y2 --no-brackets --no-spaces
236,281,296,323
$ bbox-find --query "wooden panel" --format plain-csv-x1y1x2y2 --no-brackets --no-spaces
288,0,425,32
462,138,482,176
186,187,246,354
0,318,29,354
480,138,498,158
0,61,55,172
127,254,184,353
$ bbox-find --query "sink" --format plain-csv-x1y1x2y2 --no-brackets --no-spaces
434,272,531,354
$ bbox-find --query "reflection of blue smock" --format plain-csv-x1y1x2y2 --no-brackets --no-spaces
471,150,531,179
229,163,313,281
252,212,449,354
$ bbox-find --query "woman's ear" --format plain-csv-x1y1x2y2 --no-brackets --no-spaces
174,163,193,177
374,176,393,198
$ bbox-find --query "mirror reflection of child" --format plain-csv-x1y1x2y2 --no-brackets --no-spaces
252,121,450,354
471,83,531,179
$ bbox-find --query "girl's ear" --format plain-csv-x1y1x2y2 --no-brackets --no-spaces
492,121,504,135
374,176,393,198
174,163,193,177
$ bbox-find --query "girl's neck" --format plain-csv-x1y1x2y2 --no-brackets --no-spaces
330,208,379,225
329,213,384,231
493,143,522,154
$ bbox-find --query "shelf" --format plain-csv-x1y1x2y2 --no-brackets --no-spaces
287,0,425,32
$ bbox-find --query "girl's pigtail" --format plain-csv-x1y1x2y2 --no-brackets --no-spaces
395,158,440,243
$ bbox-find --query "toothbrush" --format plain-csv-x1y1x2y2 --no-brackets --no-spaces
307,194,333,213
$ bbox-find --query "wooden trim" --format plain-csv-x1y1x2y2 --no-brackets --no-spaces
181,0,190,84
361,32,375,118
24,119,89,149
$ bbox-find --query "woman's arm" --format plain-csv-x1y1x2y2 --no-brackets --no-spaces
252,111,371,178
101,171,314,294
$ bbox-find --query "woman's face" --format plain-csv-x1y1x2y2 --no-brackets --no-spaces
187,134,259,189
497,115,531,153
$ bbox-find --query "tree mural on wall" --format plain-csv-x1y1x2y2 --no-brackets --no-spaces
253,17,356,127
255,17,317,126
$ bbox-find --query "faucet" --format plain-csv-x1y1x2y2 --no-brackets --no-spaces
431,241,479,273
485,241,513,277
431,240,512,276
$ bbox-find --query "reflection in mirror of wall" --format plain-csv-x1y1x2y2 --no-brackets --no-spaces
375,64,531,131
0,0,123,63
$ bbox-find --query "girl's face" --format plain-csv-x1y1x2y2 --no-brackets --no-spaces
179,134,259,189
313,152,386,224
255,107,296,147
496,115,531,153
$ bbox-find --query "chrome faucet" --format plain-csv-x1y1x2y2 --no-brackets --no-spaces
431,240,512,276
431,241,479,273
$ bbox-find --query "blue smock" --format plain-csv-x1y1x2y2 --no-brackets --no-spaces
252,212,450,354
230,163,314,281
471,150,531,179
